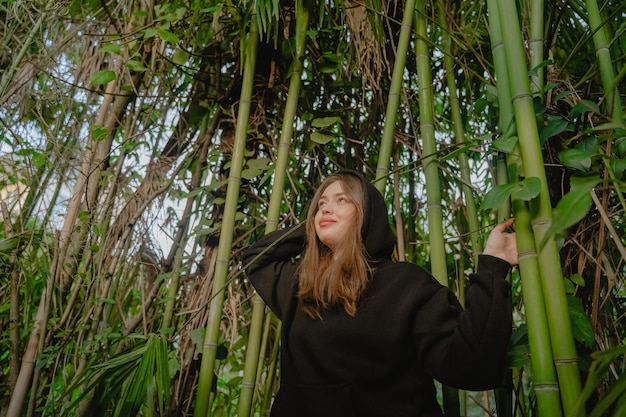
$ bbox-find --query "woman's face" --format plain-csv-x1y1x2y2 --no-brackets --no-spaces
314,181,357,251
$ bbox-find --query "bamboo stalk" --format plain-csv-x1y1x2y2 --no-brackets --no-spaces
584,0,624,123
415,2,447,286
193,14,260,417
487,2,565,416
438,5,482,261
529,0,545,95
494,0,585,415
415,4,460,416
374,0,416,193
237,3,309,415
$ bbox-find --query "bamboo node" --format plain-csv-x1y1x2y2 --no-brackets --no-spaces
554,357,579,365
518,251,537,261
534,383,560,391
511,93,532,104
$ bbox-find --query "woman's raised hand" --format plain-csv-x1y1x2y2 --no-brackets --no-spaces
483,218,518,266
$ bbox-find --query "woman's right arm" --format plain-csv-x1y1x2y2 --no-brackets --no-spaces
241,224,307,319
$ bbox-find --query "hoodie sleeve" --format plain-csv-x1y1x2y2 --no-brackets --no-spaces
413,254,512,390
241,224,306,320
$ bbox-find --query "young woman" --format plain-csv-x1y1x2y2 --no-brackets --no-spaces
242,170,518,417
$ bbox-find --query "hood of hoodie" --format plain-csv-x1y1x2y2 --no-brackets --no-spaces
337,170,396,261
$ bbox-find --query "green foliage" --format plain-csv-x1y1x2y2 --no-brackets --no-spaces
62,334,171,417
1,0,625,416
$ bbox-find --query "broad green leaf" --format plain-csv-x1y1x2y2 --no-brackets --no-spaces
90,124,108,141
311,116,341,128
492,135,518,153
247,157,272,170
172,48,189,65
310,131,334,144
570,174,601,191
481,182,517,211
125,60,147,72
610,159,626,178
99,43,121,54
539,186,594,249
144,28,158,38
570,273,586,287
540,116,569,142
513,177,541,201
559,148,594,171
568,99,600,119
90,69,116,85
158,29,179,44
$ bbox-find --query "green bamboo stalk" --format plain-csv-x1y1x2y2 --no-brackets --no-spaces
415,4,459,416
193,14,259,417
494,0,584,415
374,0,416,194
488,2,564,416
528,0,545,95
415,2,447,286
584,0,624,123
438,6,482,261
512,196,563,417
237,3,310,415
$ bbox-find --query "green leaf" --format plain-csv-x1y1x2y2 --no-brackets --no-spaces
492,135,518,153
99,43,121,54
125,60,147,72
481,183,517,211
540,116,569,142
512,177,541,201
310,132,334,144
567,295,594,348
311,116,341,128
568,99,600,119
559,148,594,171
144,28,158,38
610,159,626,178
172,48,189,65
158,29,179,44
90,69,116,85
539,184,596,249
90,124,108,141
570,273,586,287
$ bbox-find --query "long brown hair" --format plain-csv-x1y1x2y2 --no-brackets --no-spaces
298,173,371,318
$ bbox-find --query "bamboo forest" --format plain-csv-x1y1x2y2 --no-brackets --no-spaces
1,0,625,415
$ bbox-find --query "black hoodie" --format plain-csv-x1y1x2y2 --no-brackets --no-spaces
242,174,512,417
